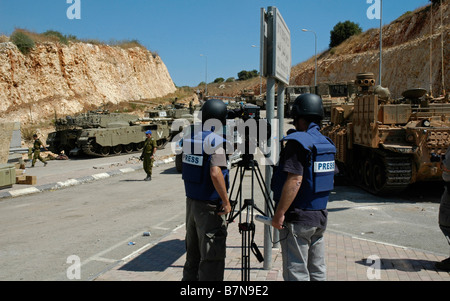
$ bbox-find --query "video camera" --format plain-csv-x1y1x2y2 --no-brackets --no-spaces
226,104,271,159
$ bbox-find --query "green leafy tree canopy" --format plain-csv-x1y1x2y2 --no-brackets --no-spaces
329,20,362,48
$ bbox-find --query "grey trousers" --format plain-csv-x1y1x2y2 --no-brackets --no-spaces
280,223,326,281
182,197,228,281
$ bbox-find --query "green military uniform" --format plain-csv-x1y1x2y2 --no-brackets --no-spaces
141,137,157,180
31,138,47,167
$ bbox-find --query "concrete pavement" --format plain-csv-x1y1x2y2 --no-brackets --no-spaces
2,149,450,282
94,217,450,281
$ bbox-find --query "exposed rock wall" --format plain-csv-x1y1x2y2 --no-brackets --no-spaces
0,121,14,164
291,2,449,98
0,42,177,124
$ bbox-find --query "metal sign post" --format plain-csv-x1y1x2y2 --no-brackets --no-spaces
260,6,291,271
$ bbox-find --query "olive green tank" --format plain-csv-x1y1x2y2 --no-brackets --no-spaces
47,110,172,157
322,72,450,195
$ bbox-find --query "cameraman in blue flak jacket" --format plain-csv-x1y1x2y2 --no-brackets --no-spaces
181,99,231,281
271,93,336,281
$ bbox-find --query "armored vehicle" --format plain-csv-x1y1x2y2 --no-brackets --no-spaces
322,72,450,194
47,110,171,157
285,85,310,116
317,81,356,125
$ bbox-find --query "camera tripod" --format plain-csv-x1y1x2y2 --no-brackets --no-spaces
227,154,275,281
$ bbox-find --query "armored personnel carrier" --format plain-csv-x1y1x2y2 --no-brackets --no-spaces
47,110,172,157
322,72,450,194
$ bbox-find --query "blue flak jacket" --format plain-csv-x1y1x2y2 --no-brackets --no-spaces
271,123,336,210
182,130,230,202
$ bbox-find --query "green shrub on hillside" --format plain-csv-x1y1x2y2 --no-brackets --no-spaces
10,31,35,55
42,30,70,45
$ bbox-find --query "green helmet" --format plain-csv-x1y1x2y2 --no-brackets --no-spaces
291,93,324,120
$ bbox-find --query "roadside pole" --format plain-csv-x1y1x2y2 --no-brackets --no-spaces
261,6,291,270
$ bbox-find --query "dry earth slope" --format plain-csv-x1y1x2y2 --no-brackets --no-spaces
290,2,449,99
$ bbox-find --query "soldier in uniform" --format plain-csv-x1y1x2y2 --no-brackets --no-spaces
30,134,48,168
140,130,157,181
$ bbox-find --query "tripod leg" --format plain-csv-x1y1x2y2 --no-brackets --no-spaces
241,225,252,281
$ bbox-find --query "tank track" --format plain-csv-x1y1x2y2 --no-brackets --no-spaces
354,148,412,195
80,140,142,157
81,142,108,157
77,137,169,158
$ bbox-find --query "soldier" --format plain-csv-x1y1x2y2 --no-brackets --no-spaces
30,134,48,168
140,130,157,181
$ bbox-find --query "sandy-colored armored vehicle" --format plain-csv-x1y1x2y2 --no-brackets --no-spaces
285,82,356,122
47,110,171,157
317,81,356,125
323,72,450,194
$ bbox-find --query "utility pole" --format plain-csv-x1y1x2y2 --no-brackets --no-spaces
379,0,383,86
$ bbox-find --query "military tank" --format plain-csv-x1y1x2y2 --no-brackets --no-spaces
47,110,172,157
322,72,450,195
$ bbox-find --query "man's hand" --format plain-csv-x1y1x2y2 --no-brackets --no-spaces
210,165,230,216
218,202,231,216
272,173,303,230
272,211,285,230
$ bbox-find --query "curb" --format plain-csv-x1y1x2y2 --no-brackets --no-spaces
0,157,175,200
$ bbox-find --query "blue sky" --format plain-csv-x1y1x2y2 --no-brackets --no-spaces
0,0,431,87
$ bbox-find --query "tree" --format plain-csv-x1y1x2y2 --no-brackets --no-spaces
237,69,259,81
329,20,362,48
429,0,443,5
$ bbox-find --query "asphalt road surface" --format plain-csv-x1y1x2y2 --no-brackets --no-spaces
1,143,448,280
0,160,186,281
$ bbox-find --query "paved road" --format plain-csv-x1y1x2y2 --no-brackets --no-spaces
327,181,448,256
0,148,186,281
1,124,448,280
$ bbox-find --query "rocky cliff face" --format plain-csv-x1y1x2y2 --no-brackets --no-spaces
291,2,449,98
0,42,176,124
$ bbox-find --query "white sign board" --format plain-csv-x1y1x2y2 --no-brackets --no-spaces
272,7,291,85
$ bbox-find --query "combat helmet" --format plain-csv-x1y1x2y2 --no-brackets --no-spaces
291,93,324,120
201,99,228,125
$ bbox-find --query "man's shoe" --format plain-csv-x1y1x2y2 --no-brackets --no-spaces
44,162,48,167
144,176,152,181
435,257,450,271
